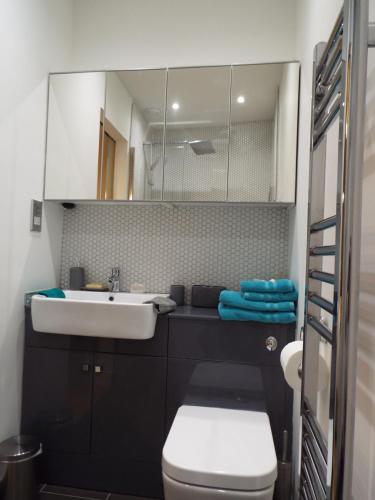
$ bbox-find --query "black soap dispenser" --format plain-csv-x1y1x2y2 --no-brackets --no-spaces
69,258,85,290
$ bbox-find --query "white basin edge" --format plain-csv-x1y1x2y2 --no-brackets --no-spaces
31,291,169,340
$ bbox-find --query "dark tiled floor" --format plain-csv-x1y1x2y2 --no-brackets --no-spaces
39,484,158,500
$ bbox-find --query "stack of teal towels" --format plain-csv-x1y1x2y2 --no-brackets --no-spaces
218,279,297,324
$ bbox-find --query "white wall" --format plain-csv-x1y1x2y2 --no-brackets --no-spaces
105,73,132,140
71,0,298,70
352,37,375,500
0,0,73,442
45,72,105,199
276,63,300,203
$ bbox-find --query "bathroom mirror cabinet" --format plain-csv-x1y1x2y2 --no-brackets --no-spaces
44,63,299,203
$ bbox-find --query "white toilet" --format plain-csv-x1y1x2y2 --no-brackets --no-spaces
162,404,278,500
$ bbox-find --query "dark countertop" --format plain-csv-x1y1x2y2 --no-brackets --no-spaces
168,305,220,320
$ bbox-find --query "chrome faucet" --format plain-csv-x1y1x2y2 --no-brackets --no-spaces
108,267,120,292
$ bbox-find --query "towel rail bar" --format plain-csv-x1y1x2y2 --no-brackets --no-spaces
303,400,328,459
310,245,336,256
303,444,326,499
317,37,343,92
313,92,341,148
301,487,308,500
302,460,321,500
304,436,327,492
315,11,344,79
309,270,335,284
310,216,337,233
308,293,335,315
301,465,315,500
307,315,333,343
303,420,328,479
315,59,342,115
315,71,342,122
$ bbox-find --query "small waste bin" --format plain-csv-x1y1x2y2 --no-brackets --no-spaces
0,435,42,500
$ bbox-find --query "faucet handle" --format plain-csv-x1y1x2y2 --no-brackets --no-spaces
111,267,120,278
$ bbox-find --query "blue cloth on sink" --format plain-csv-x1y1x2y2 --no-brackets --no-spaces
240,279,295,294
218,303,296,324
219,291,295,312
242,291,298,302
36,288,65,299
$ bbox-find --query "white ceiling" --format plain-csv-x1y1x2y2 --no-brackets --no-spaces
117,63,288,127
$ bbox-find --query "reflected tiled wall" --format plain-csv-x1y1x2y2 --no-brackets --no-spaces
146,121,273,202
60,204,289,301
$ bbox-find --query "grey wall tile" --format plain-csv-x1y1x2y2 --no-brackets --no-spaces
60,205,289,302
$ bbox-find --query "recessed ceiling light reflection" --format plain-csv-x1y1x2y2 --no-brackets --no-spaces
172,102,180,110
237,95,245,104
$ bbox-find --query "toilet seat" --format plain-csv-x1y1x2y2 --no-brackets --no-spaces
162,405,277,492
162,473,275,500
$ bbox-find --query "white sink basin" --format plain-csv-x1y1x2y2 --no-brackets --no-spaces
31,290,168,340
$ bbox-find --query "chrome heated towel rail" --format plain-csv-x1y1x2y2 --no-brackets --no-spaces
300,1,368,499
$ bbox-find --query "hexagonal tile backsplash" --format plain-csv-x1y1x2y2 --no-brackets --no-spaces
60,204,289,302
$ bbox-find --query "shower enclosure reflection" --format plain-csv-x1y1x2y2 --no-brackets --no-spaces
163,66,230,202
106,70,167,201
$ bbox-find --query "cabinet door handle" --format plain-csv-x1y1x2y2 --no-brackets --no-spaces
94,365,103,374
81,364,90,372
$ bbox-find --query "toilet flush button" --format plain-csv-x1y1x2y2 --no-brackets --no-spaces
265,336,278,351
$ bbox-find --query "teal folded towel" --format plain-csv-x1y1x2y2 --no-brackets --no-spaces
219,291,295,312
242,291,298,302
36,288,65,299
218,303,296,324
240,279,295,294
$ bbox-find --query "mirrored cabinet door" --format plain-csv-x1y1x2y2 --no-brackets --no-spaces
44,64,299,203
45,72,106,200
163,66,231,201
228,63,299,203
102,69,166,201
45,70,167,201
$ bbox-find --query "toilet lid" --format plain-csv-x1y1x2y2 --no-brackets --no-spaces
162,405,277,491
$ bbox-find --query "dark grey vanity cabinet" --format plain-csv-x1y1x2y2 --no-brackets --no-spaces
22,306,295,498
22,308,168,498
22,347,93,454
91,353,167,461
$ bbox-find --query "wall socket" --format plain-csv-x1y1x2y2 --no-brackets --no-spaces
30,200,42,232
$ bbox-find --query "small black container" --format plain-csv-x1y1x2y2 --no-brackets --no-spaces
191,285,226,308
70,267,85,290
170,285,185,306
